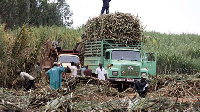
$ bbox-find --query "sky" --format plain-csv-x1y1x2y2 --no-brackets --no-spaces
67,0,200,35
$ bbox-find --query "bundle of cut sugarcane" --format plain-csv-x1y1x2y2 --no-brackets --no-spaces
82,12,144,42
148,74,200,98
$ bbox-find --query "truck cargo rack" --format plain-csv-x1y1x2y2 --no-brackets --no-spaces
84,39,142,57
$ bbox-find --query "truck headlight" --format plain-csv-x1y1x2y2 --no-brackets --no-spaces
112,71,118,76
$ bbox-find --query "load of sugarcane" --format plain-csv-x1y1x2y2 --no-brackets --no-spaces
81,12,144,42
78,12,144,59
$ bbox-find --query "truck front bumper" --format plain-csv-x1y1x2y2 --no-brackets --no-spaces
107,78,140,82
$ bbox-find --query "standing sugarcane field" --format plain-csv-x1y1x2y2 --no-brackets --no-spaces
0,1,200,112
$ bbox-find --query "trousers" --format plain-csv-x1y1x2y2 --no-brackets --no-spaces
101,6,109,14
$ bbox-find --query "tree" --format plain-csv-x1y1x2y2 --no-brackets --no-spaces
56,0,73,26
0,0,28,29
0,0,73,29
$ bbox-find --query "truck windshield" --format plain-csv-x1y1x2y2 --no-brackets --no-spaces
59,55,79,63
112,50,141,61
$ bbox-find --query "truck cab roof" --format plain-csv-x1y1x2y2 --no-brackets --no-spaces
106,49,141,52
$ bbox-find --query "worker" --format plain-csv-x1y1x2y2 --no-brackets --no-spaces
34,61,41,83
83,65,92,77
46,62,65,90
70,62,77,77
76,64,81,75
81,65,86,75
101,0,111,14
82,65,86,72
95,63,107,80
134,74,149,98
55,39,61,52
64,66,71,78
16,69,36,91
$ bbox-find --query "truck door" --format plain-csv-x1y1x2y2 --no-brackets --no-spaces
143,53,157,76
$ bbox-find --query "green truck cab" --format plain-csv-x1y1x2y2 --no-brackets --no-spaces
84,39,156,86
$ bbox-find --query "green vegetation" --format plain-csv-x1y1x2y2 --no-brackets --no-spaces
143,31,200,74
0,24,83,87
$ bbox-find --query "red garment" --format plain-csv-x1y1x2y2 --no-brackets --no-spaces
83,69,92,76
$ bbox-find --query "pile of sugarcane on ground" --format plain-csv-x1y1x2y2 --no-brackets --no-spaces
0,75,199,111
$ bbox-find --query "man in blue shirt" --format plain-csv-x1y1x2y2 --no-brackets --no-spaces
46,62,65,90
101,0,111,14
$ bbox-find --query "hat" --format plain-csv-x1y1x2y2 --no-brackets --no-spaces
53,62,58,66
141,73,147,78
84,64,88,67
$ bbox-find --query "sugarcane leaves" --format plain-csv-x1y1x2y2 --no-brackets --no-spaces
12,25,29,58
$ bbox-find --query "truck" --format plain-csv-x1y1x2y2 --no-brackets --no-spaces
83,39,156,89
43,41,80,78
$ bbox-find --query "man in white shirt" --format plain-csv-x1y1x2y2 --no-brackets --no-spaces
17,69,35,91
95,63,107,80
70,62,77,77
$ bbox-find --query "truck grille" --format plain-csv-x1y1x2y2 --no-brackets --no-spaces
121,65,140,76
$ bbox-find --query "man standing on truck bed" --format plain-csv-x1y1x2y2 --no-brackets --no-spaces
101,0,111,14
134,74,149,98
46,62,65,90
55,39,61,52
95,63,107,80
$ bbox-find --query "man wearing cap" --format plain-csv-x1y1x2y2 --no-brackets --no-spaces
16,69,36,91
134,74,149,98
95,63,107,80
46,62,65,90
83,65,92,77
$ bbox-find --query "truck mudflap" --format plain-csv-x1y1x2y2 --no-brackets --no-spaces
107,78,135,82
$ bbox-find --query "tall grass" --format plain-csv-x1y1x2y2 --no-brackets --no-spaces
143,31,200,74
0,25,83,87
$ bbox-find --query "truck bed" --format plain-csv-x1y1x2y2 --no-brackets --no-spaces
84,39,142,57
